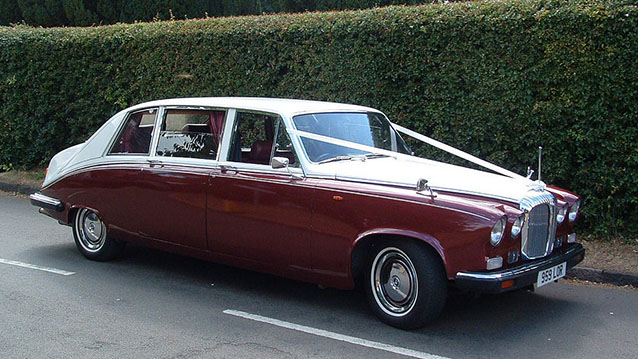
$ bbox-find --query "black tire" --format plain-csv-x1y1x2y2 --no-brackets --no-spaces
365,240,447,329
72,208,124,261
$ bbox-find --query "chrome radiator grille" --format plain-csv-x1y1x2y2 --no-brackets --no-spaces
520,191,557,260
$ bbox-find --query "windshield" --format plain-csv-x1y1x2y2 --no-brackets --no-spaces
292,112,411,163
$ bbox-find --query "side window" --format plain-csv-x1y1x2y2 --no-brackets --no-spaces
156,109,226,159
109,109,157,155
273,120,299,167
228,112,276,165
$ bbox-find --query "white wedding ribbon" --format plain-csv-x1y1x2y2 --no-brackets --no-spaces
289,124,526,181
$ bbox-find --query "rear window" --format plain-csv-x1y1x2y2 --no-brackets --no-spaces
109,109,157,155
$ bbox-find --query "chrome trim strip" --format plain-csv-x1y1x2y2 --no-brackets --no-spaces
29,192,64,212
29,193,61,207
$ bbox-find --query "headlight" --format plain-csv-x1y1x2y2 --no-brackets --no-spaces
556,205,567,223
490,216,506,247
511,215,524,238
569,199,580,222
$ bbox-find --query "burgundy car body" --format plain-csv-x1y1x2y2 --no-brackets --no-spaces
30,98,584,327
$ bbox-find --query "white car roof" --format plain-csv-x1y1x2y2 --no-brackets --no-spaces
126,97,380,117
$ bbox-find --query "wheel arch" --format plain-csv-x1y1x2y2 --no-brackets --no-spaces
67,205,104,225
350,229,448,287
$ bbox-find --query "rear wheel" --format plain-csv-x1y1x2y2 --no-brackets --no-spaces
72,208,124,261
365,240,447,329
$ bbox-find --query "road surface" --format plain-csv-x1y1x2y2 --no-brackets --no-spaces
1,193,636,358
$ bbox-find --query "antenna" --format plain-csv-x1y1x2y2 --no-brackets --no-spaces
538,146,543,182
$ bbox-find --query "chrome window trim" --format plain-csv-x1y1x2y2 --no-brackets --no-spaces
148,106,164,161
218,109,236,163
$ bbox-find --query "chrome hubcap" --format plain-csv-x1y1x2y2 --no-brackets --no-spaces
76,209,106,252
372,247,418,317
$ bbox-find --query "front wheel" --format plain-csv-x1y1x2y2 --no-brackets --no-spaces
72,208,124,261
365,240,447,329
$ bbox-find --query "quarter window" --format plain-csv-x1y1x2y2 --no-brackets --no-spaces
109,109,157,155
156,109,226,159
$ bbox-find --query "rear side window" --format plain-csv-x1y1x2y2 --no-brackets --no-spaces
156,109,226,159
109,109,157,155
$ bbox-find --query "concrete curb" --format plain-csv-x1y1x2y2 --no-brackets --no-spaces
567,266,638,288
0,181,39,195
3,180,636,289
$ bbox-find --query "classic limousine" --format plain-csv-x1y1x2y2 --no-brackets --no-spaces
30,98,584,329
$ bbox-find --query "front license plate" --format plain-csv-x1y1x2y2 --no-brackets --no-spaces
537,262,567,287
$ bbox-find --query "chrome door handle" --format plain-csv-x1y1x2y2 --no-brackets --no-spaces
146,159,164,167
219,165,237,172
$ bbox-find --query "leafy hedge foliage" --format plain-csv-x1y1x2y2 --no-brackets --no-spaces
1,0,450,27
0,0,636,235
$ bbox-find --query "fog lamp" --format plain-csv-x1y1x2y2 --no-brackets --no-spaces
486,256,503,270
567,233,576,243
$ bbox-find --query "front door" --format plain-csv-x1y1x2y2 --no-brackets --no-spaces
207,111,314,274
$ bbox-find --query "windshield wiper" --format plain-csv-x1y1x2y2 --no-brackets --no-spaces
363,152,394,159
317,153,394,164
317,155,357,164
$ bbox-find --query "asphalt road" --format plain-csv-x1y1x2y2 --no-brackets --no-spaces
1,193,637,359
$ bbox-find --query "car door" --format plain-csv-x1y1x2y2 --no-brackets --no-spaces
134,107,228,249
98,107,159,242
207,110,315,275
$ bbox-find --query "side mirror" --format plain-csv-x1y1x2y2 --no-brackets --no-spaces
271,156,303,180
271,157,290,169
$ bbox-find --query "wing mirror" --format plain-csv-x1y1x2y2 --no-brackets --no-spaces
271,157,303,180
271,157,290,169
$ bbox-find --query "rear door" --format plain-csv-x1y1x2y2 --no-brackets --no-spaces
135,107,227,249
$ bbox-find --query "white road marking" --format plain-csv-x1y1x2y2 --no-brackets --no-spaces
223,309,451,359
0,258,75,276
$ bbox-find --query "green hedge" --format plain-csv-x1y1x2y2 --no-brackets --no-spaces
1,0,636,236
1,0,453,27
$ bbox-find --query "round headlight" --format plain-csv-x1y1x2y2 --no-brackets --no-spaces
511,215,524,238
556,205,567,223
490,216,506,247
569,199,580,222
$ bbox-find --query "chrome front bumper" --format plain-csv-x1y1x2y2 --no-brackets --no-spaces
29,192,64,212
454,243,585,293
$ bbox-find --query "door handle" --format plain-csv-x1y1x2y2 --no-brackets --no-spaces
146,159,164,167
219,164,237,172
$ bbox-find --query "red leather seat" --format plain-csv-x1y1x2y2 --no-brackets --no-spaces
249,141,272,165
